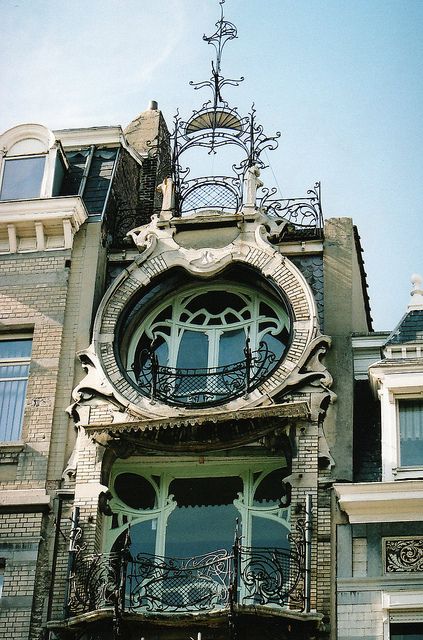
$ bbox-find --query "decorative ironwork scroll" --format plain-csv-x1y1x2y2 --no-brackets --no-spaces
133,340,278,407
67,551,121,615
65,516,309,619
385,537,423,573
127,549,232,613
238,546,304,608
260,182,323,235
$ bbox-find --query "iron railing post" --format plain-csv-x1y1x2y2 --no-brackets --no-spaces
63,506,80,618
229,519,240,640
149,341,158,403
244,336,252,397
113,528,131,639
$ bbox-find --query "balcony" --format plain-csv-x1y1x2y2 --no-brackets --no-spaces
133,340,280,408
66,543,306,618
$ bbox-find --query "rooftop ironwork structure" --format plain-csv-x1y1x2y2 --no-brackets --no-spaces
168,0,323,237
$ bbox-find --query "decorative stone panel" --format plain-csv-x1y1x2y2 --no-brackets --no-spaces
384,536,423,573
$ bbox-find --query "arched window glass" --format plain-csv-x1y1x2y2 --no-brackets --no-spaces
125,282,290,405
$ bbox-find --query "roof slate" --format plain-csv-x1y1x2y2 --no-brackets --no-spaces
385,309,423,345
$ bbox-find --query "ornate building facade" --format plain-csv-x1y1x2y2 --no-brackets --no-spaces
1,3,410,640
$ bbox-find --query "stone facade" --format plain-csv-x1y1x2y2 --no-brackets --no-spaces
0,92,381,640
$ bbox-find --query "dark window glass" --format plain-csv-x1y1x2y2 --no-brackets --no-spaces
114,473,156,509
253,468,288,506
390,622,423,639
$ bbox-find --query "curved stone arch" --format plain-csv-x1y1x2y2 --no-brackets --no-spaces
89,237,320,418
0,123,56,156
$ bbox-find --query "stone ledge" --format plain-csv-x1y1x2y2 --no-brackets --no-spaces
0,489,50,510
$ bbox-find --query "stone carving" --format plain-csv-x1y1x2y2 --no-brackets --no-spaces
126,215,159,257
243,165,263,209
156,176,175,220
385,537,423,572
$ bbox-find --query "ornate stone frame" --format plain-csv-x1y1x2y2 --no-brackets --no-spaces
73,214,331,421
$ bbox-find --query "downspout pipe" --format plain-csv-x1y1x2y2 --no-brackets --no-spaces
304,493,313,613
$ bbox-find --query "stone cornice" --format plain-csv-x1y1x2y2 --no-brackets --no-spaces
0,196,88,253
53,126,123,148
334,480,423,523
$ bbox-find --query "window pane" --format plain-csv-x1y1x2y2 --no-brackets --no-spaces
251,516,290,550
390,622,423,639
0,157,45,200
0,378,27,441
176,331,208,369
115,521,157,557
0,339,32,359
218,328,245,366
399,399,423,467
165,476,242,557
0,339,31,441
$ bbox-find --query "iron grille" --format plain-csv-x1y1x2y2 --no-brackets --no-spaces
180,179,240,214
133,340,278,407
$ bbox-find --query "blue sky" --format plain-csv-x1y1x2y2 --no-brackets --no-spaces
1,0,422,330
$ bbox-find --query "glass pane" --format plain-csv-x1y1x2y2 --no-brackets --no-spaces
260,328,289,359
0,157,45,200
390,622,423,639
399,399,423,467
218,328,245,367
186,291,245,316
253,468,288,507
0,378,27,441
0,339,32,359
165,476,242,557
251,516,290,550
114,521,157,558
0,364,30,380
165,503,239,558
114,474,157,509
176,331,208,369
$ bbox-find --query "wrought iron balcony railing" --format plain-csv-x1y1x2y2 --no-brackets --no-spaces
132,340,278,408
66,540,305,618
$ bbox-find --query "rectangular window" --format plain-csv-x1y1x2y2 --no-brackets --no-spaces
399,399,423,467
0,156,45,200
390,622,423,639
0,338,32,441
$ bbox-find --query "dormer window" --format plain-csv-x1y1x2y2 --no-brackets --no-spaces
0,124,67,201
398,398,423,467
0,156,46,200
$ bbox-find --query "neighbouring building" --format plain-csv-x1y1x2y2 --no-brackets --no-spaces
1,4,419,640
335,275,423,640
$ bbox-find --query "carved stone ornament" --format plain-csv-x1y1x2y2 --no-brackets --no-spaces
70,209,333,426
385,537,423,573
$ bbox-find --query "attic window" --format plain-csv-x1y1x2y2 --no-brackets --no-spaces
0,124,67,202
0,156,46,200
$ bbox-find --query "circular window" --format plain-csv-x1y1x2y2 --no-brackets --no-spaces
118,276,291,407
